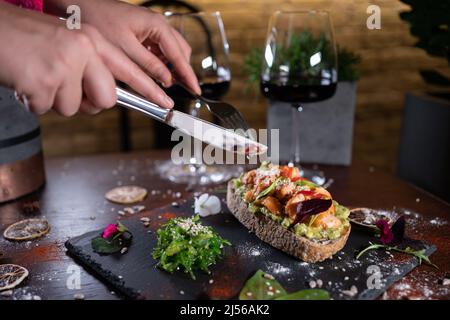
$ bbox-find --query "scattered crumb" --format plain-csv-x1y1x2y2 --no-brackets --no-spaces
74,293,85,300
342,285,358,297
0,290,13,297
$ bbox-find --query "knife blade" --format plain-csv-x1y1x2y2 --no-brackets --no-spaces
115,87,267,156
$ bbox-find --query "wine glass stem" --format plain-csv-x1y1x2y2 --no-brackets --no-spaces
190,99,202,169
289,104,302,167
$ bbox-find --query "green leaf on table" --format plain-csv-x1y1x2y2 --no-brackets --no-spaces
239,270,287,300
276,289,330,300
356,242,438,269
91,236,124,254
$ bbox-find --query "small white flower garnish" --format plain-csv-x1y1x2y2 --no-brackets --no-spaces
194,193,221,217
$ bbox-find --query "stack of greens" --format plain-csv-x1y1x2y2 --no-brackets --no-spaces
153,215,230,279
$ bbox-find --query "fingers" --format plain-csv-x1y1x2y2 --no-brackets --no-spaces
52,78,83,117
123,36,173,88
171,28,191,62
110,43,174,108
157,25,201,95
82,52,117,111
80,98,103,115
97,35,174,108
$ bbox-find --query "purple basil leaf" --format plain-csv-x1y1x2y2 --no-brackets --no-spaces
291,199,332,227
376,219,394,244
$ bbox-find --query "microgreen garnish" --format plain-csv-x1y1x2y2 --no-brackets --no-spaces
255,177,282,200
356,242,437,268
91,222,132,254
152,215,230,279
239,270,330,300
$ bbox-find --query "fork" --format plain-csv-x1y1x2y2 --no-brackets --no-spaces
176,82,255,140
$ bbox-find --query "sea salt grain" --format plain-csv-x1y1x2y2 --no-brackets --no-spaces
74,293,85,300
263,273,275,280
0,290,13,297
429,217,448,226
342,285,358,297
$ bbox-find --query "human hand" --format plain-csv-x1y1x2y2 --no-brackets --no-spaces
45,0,201,96
0,3,118,115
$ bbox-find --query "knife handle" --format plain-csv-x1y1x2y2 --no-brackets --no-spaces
115,87,170,122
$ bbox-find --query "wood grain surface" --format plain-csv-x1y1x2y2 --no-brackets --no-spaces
0,150,449,300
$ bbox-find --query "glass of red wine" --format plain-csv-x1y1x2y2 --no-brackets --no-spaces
260,10,337,184
160,12,238,185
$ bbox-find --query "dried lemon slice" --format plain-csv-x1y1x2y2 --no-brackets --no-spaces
3,219,50,241
0,264,29,291
105,186,147,204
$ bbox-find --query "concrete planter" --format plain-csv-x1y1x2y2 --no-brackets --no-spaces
267,81,357,166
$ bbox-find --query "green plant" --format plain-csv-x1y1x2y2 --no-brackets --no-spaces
243,33,361,93
400,0,450,94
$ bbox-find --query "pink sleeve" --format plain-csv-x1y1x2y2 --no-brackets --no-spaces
3,0,43,12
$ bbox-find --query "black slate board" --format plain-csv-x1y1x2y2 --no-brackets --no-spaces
65,196,435,300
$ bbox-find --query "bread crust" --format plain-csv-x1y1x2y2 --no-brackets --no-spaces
227,181,351,262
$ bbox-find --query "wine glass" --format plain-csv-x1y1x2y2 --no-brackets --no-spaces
260,10,337,184
159,11,239,186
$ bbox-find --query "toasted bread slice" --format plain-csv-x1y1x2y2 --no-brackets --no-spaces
227,181,351,262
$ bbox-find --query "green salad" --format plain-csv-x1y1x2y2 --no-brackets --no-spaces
152,215,230,279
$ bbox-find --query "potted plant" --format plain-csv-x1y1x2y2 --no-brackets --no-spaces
243,43,361,166
397,0,450,202
400,0,450,101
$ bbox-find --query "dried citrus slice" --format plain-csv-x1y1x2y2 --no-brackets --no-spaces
3,219,50,241
0,264,29,291
105,185,147,204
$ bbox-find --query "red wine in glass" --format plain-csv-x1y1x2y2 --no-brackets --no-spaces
260,81,337,103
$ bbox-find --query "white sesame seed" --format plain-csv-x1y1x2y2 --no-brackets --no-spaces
180,290,184,295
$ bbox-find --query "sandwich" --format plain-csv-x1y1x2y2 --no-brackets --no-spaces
227,162,351,262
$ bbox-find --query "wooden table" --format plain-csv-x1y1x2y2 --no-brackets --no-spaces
0,150,449,300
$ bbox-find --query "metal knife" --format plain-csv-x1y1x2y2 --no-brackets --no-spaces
115,87,267,156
